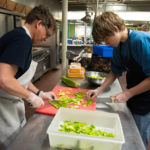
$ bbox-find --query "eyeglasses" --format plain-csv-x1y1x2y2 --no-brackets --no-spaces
44,25,51,38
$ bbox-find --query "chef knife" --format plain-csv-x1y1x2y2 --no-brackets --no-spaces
96,97,114,103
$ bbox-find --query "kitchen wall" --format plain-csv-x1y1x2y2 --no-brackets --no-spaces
10,0,62,55
69,24,75,38
11,0,62,19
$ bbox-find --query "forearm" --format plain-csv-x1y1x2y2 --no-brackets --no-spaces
27,82,39,94
0,77,30,99
127,76,150,97
97,71,118,93
0,63,31,99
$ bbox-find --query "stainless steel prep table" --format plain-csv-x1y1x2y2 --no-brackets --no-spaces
6,79,145,150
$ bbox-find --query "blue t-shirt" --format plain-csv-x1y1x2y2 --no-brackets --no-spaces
111,30,150,76
0,27,32,78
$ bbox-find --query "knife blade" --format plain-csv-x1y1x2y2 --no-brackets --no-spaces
96,97,114,103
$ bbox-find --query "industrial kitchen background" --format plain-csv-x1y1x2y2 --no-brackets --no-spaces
0,0,150,82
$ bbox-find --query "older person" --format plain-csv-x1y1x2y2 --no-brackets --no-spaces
0,5,57,149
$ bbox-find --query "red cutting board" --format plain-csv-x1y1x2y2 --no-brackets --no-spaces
36,85,96,115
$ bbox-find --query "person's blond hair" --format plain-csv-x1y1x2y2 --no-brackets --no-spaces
92,11,126,43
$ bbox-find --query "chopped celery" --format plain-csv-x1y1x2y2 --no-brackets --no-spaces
59,120,115,138
48,100,61,109
61,76,80,88
89,75,106,79
65,91,71,95
72,92,86,99
50,89,93,109
87,99,93,105
69,105,79,109
67,88,72,91
81,103,88,107
57,89,65,96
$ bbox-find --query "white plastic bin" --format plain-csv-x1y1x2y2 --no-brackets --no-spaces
47,108,125,150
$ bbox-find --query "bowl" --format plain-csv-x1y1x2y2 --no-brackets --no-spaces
85,71,108,86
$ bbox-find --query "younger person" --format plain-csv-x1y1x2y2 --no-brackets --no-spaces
87,11,150,149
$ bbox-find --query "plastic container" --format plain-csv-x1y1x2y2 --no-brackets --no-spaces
68,39,73,44
69,65,81,73
70,62,81,66
93,45,113,57
47,108,125,150
68,67,85,78
68,63,85,78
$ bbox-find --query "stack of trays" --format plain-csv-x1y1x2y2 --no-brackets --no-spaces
68,63,85,78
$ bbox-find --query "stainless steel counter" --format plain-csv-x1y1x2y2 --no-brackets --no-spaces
6,79,145,150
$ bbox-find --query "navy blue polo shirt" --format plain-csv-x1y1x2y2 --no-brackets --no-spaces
0,27,32,79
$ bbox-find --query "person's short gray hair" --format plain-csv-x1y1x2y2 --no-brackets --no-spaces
25,5,57,33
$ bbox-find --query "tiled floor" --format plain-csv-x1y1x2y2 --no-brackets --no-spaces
25,65,126,120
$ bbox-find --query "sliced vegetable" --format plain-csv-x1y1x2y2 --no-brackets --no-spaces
61,76,80,88
69,105,79,109
89,75,105,79
48,100,61,109
57,89,65,96
48,94,83,109
72,92,85,99
87,99,93,105
49,88,94,109
81,102,88,107
59,120,115,138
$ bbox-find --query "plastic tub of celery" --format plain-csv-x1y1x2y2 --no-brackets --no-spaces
47,107,125,150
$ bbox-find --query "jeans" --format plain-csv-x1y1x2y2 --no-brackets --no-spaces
132,112,150,149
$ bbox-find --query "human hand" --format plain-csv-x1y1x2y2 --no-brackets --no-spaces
27,92,44,108
111,91,132,103
86,89,99,99
39,91,57,100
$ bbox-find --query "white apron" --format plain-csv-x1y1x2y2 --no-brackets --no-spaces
0,60,37,150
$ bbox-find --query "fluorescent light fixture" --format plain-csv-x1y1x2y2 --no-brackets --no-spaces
68,11,150,22
116,12,150,21
68,11,86,20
